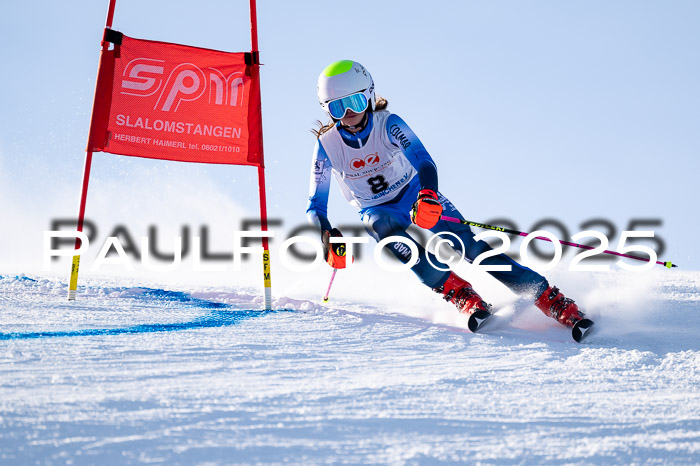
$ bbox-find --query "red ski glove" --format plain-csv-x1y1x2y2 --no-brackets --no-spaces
322,228,348,269
411,189,443,229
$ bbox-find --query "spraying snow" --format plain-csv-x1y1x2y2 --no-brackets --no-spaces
1,268,698,463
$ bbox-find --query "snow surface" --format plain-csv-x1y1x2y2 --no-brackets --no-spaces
1,270,699,464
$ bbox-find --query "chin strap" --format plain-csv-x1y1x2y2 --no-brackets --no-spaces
341,112,369,131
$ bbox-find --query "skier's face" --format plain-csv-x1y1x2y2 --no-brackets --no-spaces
340,109,366,131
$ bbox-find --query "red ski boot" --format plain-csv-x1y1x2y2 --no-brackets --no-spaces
535,286,594,342
434,272,492,332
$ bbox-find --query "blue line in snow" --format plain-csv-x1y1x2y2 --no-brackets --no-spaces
0,283,289,340
0,309,281,340
123,287,232,309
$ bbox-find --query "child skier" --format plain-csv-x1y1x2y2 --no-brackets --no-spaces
306,60,593,341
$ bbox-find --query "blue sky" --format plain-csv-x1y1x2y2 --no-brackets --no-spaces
1,0,698,273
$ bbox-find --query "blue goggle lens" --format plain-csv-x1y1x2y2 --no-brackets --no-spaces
327,93,369,119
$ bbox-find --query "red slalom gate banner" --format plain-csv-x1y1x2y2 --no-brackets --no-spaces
69,0,273,309
88,29,263,166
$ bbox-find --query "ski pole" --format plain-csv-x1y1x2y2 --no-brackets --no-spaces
441,216,678,268
323,268,338,302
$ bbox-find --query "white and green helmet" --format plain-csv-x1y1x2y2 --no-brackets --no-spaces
317,60,376,120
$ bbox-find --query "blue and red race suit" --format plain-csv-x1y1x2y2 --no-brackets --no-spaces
307,110,547,296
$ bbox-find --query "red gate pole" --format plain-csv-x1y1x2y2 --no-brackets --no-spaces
249,0,272,310
68,0,118,301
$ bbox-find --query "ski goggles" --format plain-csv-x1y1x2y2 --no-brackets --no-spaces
326,92,369,120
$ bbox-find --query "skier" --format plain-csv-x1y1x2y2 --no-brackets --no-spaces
306,60,593,341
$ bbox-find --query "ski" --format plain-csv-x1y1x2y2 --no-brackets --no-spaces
468,309,492,333
572,318,595,343
466,310,594,342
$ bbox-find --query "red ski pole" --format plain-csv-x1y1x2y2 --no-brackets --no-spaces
441,216,677,268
